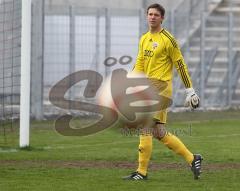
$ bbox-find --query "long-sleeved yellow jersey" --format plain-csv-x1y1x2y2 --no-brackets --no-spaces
133,29,192,88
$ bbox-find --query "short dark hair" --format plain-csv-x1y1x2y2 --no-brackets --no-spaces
147,3,165,17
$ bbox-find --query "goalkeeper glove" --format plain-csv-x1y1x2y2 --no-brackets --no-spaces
184,88,200,109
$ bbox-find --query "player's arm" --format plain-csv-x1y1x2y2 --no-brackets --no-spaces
167,38,192,88
133,37,144,73
167,37,200,109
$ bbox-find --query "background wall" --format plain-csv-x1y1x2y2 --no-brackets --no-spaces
45,0,182,10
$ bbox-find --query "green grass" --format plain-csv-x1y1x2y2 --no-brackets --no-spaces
1,167,240,191
0,110,240,191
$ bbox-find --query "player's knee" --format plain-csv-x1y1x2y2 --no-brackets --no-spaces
152,123,167,140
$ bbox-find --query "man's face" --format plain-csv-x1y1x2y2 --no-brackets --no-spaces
147,8,164,28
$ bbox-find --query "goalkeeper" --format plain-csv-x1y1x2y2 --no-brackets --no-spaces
123,3,202,180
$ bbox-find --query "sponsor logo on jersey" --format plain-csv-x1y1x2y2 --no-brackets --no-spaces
144,49,154,57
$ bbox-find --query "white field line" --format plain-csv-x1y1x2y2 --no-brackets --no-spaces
197,134,240,138
1,134,240,153
30,133,240,147
43,140,137,150
0,148,18,153
0,140,137,153
183,133,240,139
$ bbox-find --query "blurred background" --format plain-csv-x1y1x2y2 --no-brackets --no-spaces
0,0,240,123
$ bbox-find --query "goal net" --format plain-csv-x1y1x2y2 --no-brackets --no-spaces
0,0,22,146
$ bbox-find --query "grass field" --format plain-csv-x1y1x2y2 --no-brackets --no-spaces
0,110,240,191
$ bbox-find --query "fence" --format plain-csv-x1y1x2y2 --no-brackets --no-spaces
5,0,239,119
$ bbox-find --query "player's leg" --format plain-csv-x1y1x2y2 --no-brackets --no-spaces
123,80,171,180
136,132,152,176
122,130,152,180
135,79,172,177
153,114,194,164
153,80,203,179
122,113,166,180
153,112,203,179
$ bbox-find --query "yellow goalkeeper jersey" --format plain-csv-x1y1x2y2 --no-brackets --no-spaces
133,29,192,88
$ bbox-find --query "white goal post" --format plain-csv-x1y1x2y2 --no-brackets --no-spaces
20,0,32,147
